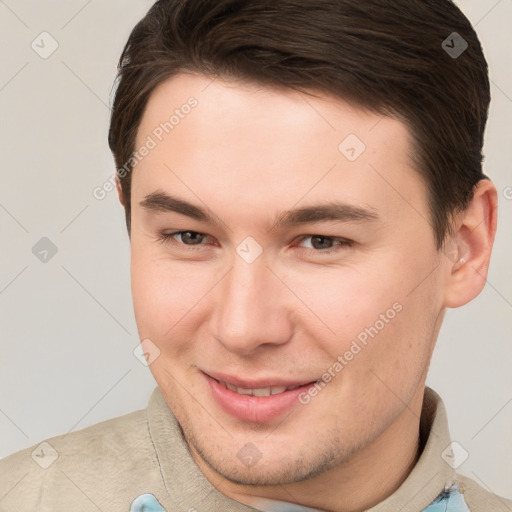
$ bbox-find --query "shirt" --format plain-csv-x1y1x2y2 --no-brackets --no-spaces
0,386,510,512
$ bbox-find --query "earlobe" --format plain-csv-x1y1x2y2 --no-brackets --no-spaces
443,179,498,308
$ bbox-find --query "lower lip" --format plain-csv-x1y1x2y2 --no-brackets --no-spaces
205,374,315,423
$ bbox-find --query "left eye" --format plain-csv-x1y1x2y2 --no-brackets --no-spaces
297,235,352,252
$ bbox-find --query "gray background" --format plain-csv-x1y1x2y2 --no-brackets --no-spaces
0,0,511,501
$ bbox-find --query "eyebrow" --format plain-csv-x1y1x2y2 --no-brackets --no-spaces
139,190,379,229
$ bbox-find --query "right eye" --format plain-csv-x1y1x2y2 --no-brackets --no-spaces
156,230,212,247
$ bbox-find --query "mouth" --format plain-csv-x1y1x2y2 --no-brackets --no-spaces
214,379,306,397
203,371,319,423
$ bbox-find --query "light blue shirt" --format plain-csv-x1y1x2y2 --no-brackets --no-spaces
130,483,470,512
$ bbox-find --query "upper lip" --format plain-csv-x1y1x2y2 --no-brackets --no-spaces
203,370,317,389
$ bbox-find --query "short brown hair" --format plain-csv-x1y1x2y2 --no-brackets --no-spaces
108,0,490,247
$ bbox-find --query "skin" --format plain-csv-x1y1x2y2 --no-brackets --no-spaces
117,72,497,512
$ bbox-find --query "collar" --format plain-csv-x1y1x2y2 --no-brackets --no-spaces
146,386,456,512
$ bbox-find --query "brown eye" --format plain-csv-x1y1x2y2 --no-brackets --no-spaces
155,230,209,247
296,235,353,255
176,231,206,245
309,236,336,250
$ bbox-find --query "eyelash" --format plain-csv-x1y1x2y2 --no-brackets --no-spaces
155,230,353,255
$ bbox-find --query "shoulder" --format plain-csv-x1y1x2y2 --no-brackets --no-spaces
0,408,156,510
0,407,148,473
456,473,512,511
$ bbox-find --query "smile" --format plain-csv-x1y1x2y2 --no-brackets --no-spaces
215,379,303,397
204,371,319,423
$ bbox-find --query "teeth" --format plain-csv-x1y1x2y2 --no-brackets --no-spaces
252,388,270,397
221,381,295,396
237,387,254,395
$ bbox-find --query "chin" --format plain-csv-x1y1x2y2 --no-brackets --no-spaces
186,429,343,486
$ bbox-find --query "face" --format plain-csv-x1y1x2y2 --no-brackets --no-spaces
128,72,448,486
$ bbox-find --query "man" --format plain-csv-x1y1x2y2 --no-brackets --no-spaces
0,0,510,511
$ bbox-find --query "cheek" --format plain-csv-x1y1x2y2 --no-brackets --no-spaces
292,259,440,424
288,250,441,365
285,263,403,344
130,247,208,343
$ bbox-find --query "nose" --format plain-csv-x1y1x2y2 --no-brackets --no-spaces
211,253,294,356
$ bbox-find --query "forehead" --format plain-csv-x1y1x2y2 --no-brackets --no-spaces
131,72,428,226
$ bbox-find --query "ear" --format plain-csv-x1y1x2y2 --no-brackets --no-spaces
443,179,498,308
115,175,125,207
